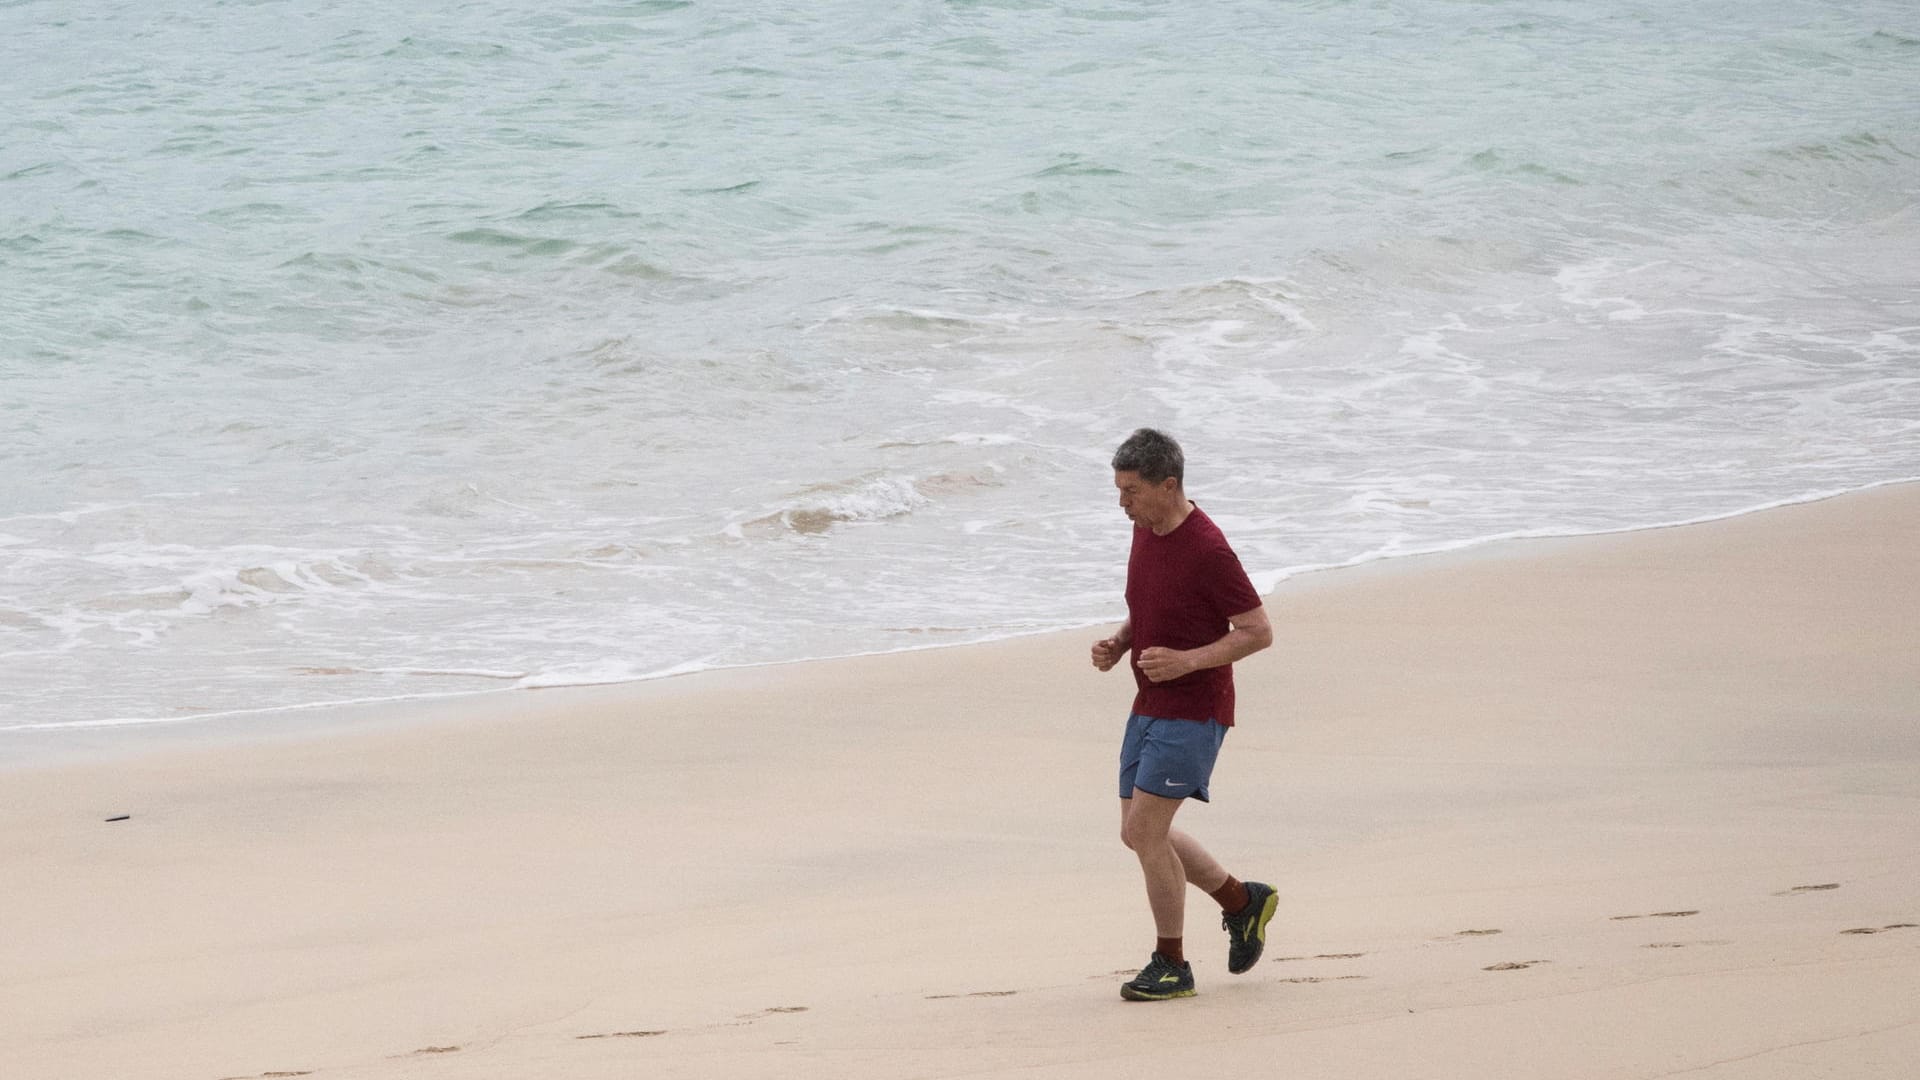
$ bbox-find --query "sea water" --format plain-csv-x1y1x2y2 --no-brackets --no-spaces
3,0,1917,745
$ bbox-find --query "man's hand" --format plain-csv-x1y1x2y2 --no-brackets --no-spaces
1090,635,1127,672
1136,646,1196,683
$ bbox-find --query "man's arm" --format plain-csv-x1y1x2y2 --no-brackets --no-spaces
1136,605,1271,683
1090,618,1133,671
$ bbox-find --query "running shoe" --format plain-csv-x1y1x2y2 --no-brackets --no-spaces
1119,952,1196,1001
1223,880,1278,974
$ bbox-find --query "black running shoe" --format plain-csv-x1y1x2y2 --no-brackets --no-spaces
1120,952,1196,1001
1223,881,1278,974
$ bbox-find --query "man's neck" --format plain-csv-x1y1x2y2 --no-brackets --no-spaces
1151,499,1195,536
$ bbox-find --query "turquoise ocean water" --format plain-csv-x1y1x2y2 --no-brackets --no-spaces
3,1,1918,750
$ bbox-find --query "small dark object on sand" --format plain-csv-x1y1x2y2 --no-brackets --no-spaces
105,814,131,822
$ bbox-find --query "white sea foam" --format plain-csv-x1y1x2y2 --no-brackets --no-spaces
516,658,716,690
941,433,1021,446
737,476,932,536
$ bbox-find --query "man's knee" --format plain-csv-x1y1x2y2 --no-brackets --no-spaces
1121,812,1169,852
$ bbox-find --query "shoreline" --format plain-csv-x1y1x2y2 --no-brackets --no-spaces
4,480,1917,1079
10,473,1918,769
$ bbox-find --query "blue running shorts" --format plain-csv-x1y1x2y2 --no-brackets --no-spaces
1118,713,1227,802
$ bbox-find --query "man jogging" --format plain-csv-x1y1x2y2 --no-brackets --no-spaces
1091,428,1277,1001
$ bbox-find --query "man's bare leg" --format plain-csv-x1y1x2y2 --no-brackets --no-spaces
1169,827,1228,892
1119,791,1273,999
1120,791,1194,944
1119,802,1231,890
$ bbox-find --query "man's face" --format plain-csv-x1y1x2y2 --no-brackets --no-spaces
1114,470,1180,527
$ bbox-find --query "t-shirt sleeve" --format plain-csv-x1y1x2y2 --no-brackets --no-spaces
1203,540,1262,619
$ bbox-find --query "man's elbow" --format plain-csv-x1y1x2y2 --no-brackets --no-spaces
1242,623,1274,655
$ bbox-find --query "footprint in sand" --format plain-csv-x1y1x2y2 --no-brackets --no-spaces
1276,975,1369,984
579,1005,808,1041
1775,883,1841,895
926,989,1018,1000
732,1006,810,1021
1455,929,1502,937
1484,960,1549,971
1840,924,1918,935
576,1030,667,1040
1610,910,1699,921
1642,941,1730,949
406,1046,460,1055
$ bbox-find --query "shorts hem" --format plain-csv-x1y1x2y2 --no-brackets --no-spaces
1125,785,1211,803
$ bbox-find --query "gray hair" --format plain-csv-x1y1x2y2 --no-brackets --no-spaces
1111,428,1184,486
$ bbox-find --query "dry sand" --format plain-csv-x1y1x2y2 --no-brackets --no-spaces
3,483,1917,1080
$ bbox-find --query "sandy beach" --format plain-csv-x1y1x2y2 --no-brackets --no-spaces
4,482,1917,1080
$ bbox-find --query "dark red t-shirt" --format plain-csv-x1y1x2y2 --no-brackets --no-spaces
1125,504,1262,726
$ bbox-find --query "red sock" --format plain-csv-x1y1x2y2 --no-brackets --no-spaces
1156,936,1185,965
1209,875,1250,914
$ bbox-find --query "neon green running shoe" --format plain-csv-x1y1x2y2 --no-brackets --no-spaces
1223,881,1278,974
1120,952,1196,1001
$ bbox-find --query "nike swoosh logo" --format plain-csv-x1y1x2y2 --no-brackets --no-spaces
1163,779,1186,788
